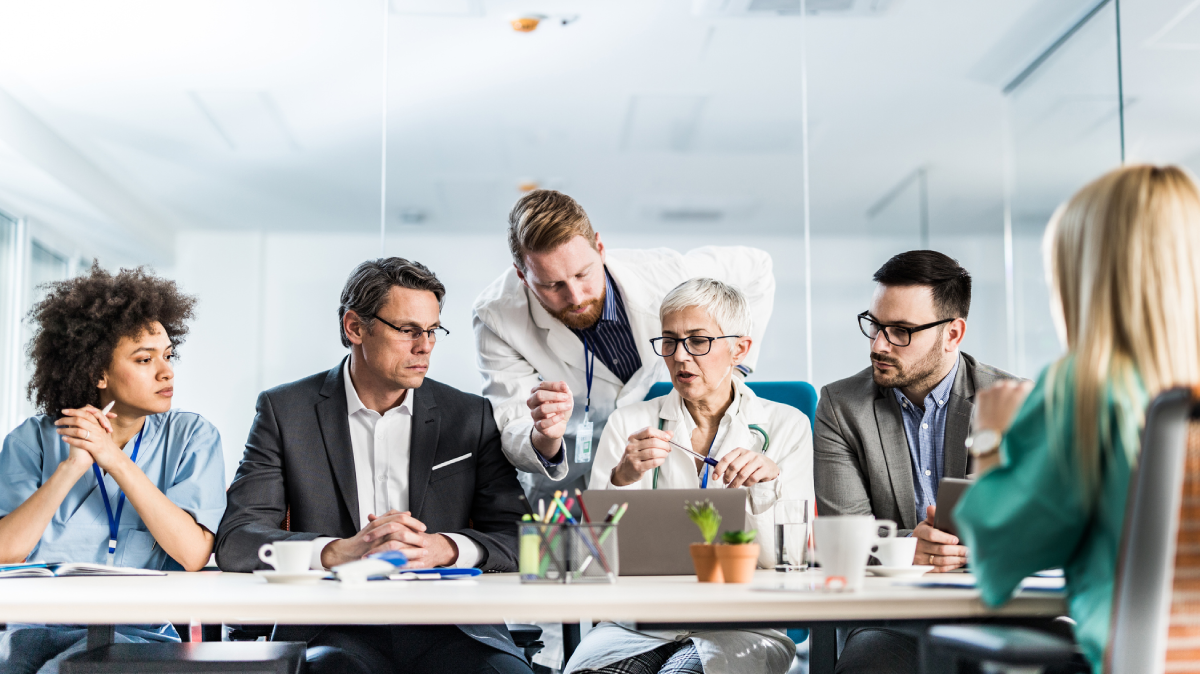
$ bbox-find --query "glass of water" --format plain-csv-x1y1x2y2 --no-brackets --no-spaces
773,499,810,572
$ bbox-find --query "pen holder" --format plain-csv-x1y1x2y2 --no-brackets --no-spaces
518,522,618,584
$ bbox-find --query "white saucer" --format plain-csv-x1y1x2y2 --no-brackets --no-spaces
253,570,331,584
866,565,934,578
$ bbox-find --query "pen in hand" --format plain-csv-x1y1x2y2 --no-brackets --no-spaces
666,439,718,467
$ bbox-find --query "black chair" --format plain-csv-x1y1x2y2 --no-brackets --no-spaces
921,387,1200,674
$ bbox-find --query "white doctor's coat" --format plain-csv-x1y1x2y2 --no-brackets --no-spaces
472,246,775,502
568,380,812,674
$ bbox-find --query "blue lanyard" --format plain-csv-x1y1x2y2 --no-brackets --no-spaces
582,335,595,414
698,435,717,488
92,427,144,566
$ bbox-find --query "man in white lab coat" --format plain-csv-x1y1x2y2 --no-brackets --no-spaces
472,189,776,503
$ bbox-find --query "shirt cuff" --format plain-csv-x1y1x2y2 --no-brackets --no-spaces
311,537,337,570
442,533,484,568
537,445,566,468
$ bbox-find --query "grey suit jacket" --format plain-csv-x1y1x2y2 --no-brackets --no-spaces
214,358,526,657
813,352,1013,534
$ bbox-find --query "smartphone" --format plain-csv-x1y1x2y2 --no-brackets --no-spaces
933,477,974,538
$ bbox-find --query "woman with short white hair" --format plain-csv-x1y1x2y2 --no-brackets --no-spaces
566,277,813,674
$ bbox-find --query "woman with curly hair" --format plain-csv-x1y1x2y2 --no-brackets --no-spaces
0,264,225,674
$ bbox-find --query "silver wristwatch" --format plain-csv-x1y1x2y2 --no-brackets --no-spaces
965,429,1002,458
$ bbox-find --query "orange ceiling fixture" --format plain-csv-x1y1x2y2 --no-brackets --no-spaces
511,17,541,32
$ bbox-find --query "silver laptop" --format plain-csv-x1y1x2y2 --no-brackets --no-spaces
581,489,747,576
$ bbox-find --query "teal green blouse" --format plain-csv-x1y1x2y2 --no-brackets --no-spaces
955,360,1145,672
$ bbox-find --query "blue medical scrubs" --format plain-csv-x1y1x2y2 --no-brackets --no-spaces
0,409,226,674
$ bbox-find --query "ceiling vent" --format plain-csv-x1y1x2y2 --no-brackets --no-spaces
693,0,892,17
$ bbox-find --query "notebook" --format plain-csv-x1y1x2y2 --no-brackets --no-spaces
0,562,167,578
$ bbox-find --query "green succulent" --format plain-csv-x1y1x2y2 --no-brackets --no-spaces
684,500,722,545
721,530,758,545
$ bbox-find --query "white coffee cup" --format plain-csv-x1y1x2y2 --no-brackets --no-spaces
813,516,898,591
871,536,918,567
258,541,313,574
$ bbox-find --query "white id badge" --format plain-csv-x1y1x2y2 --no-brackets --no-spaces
575,416,594,464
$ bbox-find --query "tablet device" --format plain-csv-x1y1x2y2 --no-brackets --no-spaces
581,489,746,575
933,477,973,538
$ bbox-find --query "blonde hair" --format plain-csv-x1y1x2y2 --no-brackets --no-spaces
1045,164,1200,491
507,190,596,272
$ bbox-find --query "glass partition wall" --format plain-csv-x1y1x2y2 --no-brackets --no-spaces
1006,0,1125,378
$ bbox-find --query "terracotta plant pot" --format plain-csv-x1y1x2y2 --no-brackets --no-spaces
689,543,724,583
714,543,760,584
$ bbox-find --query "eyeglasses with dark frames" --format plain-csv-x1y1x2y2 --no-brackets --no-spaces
369,315,450,342
857,311,953,347
650,335,741,357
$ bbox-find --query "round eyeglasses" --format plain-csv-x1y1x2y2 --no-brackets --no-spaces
650,335,741,357
857,311,952,347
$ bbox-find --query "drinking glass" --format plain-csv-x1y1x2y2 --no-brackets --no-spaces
773,499,810,572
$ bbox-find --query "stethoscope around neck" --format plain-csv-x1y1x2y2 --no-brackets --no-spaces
650,418,770,489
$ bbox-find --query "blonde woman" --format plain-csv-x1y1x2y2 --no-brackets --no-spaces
955,165,1200,672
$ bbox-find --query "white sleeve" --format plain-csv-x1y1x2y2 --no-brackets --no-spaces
681,246,775,373
311,537,338,570
441,533,485,569
473,313,569,480
589,411,642,490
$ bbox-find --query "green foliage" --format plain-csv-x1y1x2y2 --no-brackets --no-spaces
685,500,722,545
720,529,758,545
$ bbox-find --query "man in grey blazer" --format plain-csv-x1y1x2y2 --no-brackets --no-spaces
814,250,1013,674
216,258,532,674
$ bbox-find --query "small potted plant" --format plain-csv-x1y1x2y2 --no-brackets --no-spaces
685,500,723,583
714,529,760,583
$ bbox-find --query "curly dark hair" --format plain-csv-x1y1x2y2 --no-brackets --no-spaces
25,262,197,417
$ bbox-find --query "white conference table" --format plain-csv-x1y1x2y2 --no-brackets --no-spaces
0,570,1066,673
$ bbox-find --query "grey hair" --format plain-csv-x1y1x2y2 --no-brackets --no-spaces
338,257,446,348
659,278,752,349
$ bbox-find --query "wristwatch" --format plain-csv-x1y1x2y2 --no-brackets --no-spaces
965,429,1002,458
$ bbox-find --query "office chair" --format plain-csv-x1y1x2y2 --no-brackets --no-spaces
922,386,1200,674
643,380,818,430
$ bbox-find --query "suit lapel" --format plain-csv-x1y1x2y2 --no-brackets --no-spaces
874,395,918,530
943,357,976,479
316,359,360,532
408,386,440,522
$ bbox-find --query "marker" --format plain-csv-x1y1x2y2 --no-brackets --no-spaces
575,489,593,523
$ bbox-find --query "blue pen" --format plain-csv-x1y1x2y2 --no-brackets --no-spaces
667,439,718,467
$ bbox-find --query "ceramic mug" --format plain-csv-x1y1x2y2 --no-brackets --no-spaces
871,536,919,567
258,540,313,574
813,516,898,590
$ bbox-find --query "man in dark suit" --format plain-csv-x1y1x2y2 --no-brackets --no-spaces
216,257,533,674
814,250,1014,674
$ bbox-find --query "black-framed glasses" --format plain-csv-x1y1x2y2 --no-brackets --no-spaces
650,335,741,357
370,315,450,342
857,311,953,347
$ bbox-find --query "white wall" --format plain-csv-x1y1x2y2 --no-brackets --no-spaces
172,229,1040,485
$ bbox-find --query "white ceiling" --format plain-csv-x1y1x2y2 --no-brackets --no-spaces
0,0,1195,263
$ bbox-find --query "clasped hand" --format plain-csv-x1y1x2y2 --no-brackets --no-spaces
611,427,779,488
321,510,457,570
54,405,123,472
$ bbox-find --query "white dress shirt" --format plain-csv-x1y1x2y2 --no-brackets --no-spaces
309,363,483,569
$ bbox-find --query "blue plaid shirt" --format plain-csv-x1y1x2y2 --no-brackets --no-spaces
569,268,642,385
892,357,959,525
